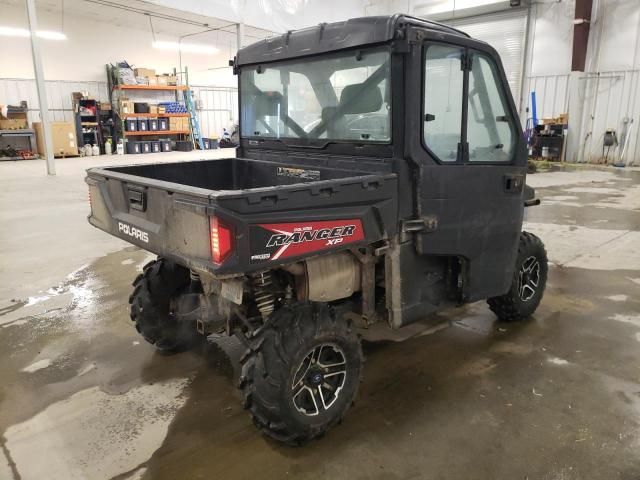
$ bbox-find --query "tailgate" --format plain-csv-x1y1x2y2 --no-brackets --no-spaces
86,168,213,270
87,164,399,275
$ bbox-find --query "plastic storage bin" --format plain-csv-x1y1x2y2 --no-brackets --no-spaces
175,140,193,152
159,139,171,152
140,141,151,154
157,117,169,131
137,119,149,132
126,141,140,154
150,141,161,153
148,118,159,131
125,119,137,131
134,102,150,113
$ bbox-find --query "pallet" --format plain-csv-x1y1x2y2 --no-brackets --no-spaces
0,155,38,161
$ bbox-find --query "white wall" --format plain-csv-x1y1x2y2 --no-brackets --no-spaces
148,0,366,34
528,1,575,77
528,0,640,77
0,2,236,86
587,0,640,72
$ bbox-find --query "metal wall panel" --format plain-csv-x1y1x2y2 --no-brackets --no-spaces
0,78,109,123
522,71,640,166
522,74,571,120
0,78,238,142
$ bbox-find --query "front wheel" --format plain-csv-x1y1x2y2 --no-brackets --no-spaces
237,302,363,446
488,231,548,322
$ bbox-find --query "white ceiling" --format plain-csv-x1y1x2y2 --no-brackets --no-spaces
5,0,275,44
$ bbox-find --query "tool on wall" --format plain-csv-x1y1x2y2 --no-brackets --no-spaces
616,118,634,167
603,128,618,164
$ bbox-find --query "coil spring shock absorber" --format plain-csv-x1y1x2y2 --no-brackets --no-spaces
252,271,275,319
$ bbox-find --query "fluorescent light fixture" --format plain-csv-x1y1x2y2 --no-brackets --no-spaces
152,41,218,55
37,30,67,40
0,26,30,37
0,26,66,40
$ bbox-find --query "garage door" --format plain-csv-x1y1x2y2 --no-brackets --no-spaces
447,9,528,109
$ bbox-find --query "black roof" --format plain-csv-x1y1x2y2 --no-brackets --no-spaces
236,14,470,66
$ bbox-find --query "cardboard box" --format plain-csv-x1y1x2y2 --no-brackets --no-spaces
120,100,135,115
558,113,568,125
147,76,158,86
100,102,112,111
169,117,181,131
0,119,28,129
156,74,177,86
148,105,158,114
134,68,156,78
169,117,190,131
33,121,78,157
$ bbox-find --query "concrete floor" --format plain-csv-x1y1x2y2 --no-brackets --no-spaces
1,155,639,480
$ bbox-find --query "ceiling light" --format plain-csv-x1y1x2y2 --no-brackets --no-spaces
36,30,67,40
0,26,66,40
152,41,218,55
0,27,30,37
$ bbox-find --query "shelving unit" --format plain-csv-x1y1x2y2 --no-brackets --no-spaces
123,130,189,136
0,102,37,160
120,113,190,118
0,129,38,160
106,64,195,153
114,85,187,91
76,98,103,152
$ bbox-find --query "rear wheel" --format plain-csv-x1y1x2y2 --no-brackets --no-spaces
237,302,363,446
488,231,548,322
129,258,199,353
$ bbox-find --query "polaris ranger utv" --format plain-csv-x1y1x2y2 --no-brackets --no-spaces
86,14,547,445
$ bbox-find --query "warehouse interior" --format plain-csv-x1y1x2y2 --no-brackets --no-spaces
1,0,639,479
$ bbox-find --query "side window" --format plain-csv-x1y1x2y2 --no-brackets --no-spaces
467,54,517,162
423,45,464,162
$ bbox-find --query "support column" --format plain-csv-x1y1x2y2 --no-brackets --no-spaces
571,0,593,72
26,0,55,175
566,71,586,163
236,22,245,51
565,0,594,163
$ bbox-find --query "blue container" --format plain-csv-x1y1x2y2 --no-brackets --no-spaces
160,139,171,152
125,118,137,131
126,141,140,154
137,119,149,132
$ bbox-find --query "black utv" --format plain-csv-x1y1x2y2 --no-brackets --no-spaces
86,14,547,445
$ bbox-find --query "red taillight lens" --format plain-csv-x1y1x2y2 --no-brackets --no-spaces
210,216,233,264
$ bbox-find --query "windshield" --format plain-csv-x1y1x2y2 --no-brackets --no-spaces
240,48,391,143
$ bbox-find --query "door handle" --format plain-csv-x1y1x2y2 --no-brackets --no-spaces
128,187,146,212
504,174,524,193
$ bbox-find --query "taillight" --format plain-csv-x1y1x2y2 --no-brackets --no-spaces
210,216,233,264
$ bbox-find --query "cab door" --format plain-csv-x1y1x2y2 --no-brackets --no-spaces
408,40,527,302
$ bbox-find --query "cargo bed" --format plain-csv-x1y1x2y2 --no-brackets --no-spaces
86,158,398,275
